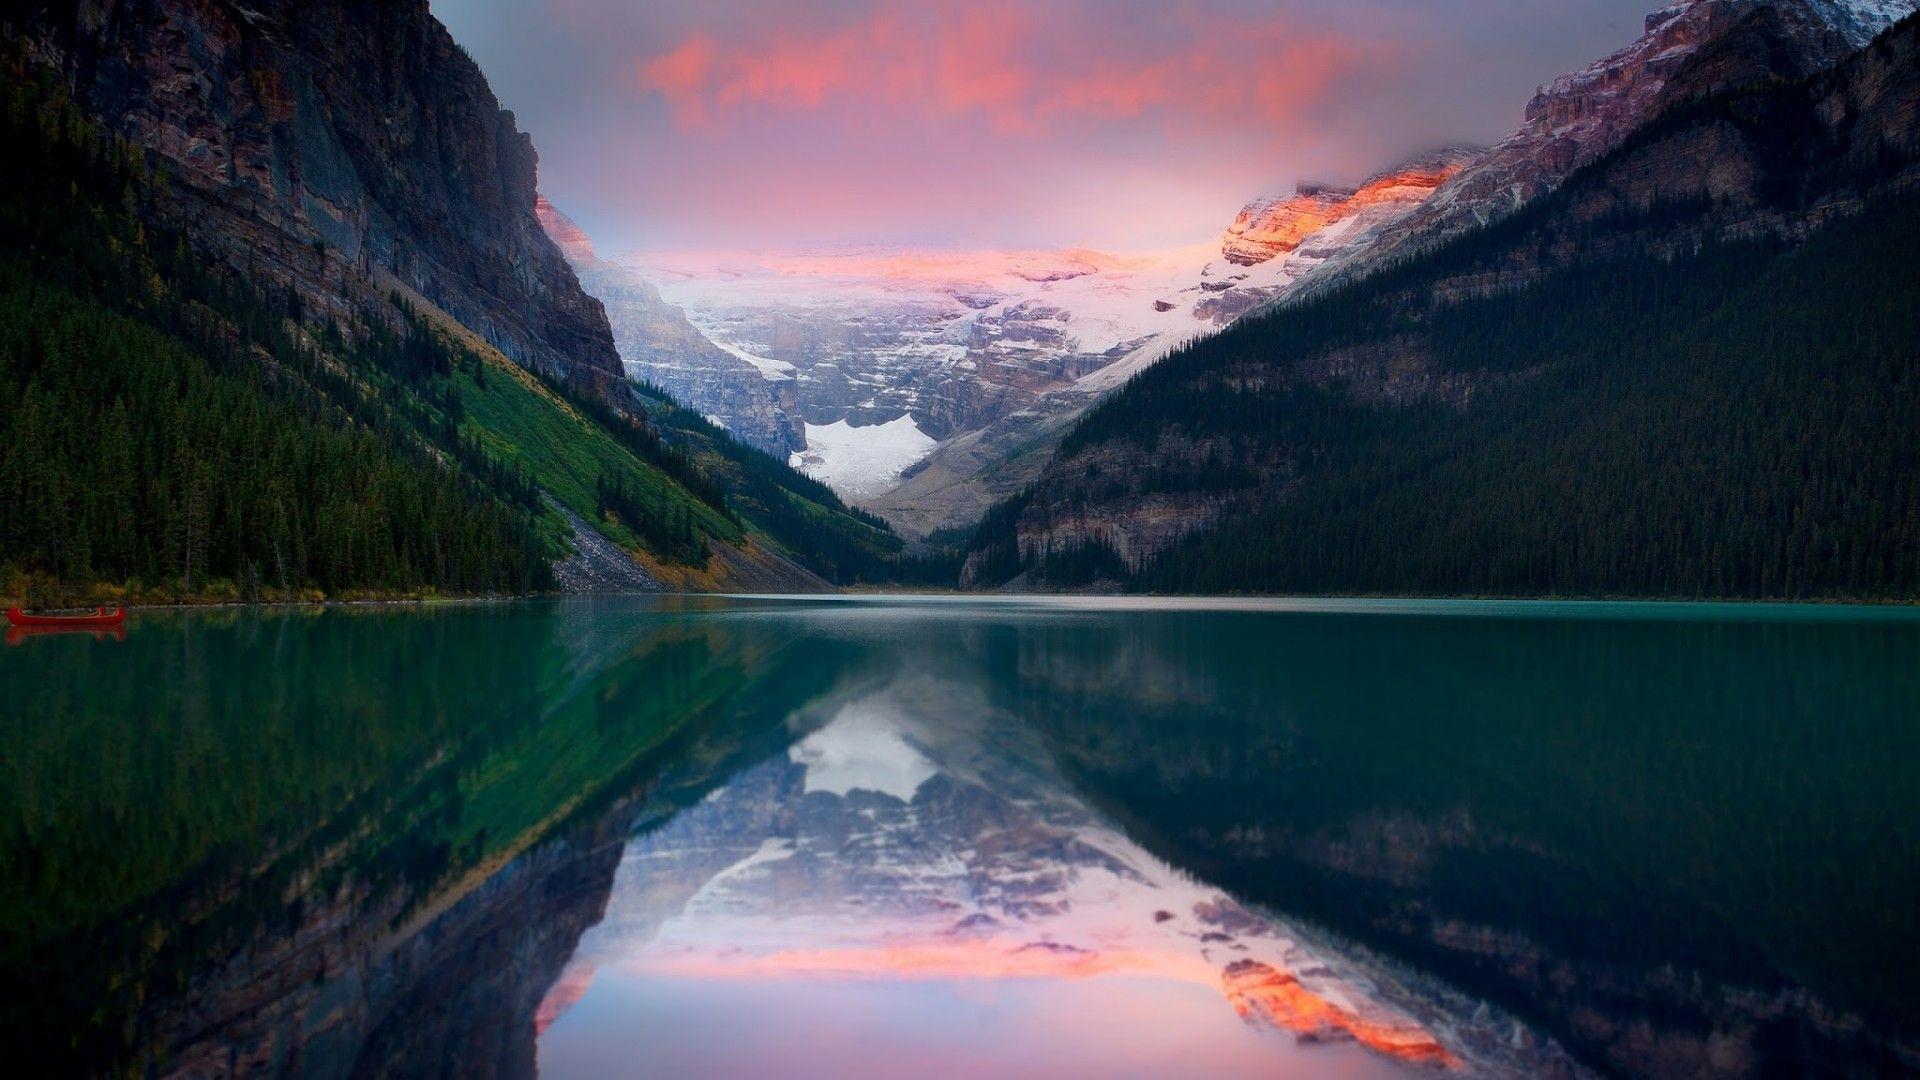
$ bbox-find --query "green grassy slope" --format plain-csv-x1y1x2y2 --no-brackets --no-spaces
448,343,740,557
634,384,911,584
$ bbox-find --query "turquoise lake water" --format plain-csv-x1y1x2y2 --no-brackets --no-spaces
3,596,1916,1076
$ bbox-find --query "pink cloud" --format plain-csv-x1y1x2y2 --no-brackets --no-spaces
629,1,1376,138
640,34,720,126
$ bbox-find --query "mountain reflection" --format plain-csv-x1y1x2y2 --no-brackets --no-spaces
538,648,1573,1078
1,599,854,1076
4,597,1916,1078
996,606,1920,1076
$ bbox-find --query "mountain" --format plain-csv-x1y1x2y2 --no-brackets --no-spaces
10,0,624,399
619,149,1476,538
543,673,1578,1076
1290,0,1918,298
1,0,902,600
861,150,1477,538
536,198,806,455
597,0,1915,544
962,10,1920,598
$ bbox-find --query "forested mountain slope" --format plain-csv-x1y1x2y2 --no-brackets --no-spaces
0,85,899,600
964,14,1920,599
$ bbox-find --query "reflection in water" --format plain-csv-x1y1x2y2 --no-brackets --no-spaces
0,599,853,1076
999,605,1920,1076
3,597,1917,1078
537,664,1571,1077
5,622,126,645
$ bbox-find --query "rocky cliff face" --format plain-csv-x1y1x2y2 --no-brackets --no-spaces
1222,186,1354,267
1292,0,1917,296
11,0,625,397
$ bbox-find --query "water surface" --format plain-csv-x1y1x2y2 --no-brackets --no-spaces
3,596,1916,1077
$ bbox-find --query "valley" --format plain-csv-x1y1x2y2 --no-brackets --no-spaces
6,2,1920,1078
551,148,1481,536
4,0,1918,603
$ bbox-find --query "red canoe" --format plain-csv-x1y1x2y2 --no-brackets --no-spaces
6,606,127,628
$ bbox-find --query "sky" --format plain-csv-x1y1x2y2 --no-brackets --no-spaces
432,0,1656,254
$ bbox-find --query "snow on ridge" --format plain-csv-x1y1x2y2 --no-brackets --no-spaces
789,414,937,501
705,333,794,381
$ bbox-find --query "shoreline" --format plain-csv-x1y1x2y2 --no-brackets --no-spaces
71,584,1920,611
8,586,1915,613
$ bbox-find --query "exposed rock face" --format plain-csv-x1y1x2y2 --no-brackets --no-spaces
588,268,806,455
1222,186,1355,266
1292,0,1918,296
12,0,625,397
533,195,600,269
1221,150,1476,269
535,197,805,454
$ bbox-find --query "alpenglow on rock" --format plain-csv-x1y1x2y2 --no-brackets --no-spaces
1287,0,1920,298
1220,149,1479,268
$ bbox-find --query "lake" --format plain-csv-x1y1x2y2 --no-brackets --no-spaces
3,596,1917,1077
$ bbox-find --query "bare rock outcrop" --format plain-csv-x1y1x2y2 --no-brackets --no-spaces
13,0,626,398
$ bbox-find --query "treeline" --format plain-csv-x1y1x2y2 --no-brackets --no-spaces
0,64,554,598
1137,197,1919,598
631,385,920,585
596,470,705,565
0,285,551,596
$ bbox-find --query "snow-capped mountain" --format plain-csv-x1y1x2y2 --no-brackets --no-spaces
612,149,1470,525
536,676,1577,1077
546,0,1915,526
537,197,806,454
1290,0,1919,297
618,245,1232,504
